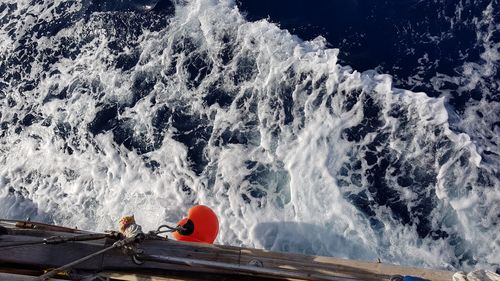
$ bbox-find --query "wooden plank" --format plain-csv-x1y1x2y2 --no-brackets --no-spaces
100,238,240,261
14,221,82,233
238,248,453,281
101,271,200,281
100,240,243,277
0,220,455,281
0,272,66,281
0,234,107,270
239,250,382,281
137,254,362,281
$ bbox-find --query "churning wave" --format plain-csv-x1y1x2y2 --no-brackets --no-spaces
0,0,498,272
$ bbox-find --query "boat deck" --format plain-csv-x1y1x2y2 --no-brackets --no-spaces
0,219,454,281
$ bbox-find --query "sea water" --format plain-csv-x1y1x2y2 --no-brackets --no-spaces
0,0,498,272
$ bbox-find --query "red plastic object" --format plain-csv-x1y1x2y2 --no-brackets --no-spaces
173,205,219,244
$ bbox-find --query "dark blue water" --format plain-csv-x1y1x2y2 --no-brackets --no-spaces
0,0,498,272
237,0,500,237
238,0,498,105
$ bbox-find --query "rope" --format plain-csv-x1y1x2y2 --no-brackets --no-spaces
160,224,185,233
0,223,181,248
147,224,186,236
1,221,185,279
33,234,140,281
0,233,111,248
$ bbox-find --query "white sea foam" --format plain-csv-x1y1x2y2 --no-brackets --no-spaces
0,0,498,272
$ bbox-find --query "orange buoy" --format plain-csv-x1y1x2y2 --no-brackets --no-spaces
173,205,219,244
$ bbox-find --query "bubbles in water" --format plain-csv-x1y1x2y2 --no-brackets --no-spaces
0,0,498,273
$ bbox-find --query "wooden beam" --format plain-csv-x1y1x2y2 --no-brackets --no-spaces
0,272,66,281
0,220,454,281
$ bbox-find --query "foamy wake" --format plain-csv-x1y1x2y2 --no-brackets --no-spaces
0,0,498,272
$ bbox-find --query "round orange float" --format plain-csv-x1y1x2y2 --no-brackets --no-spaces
173,205,219,244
